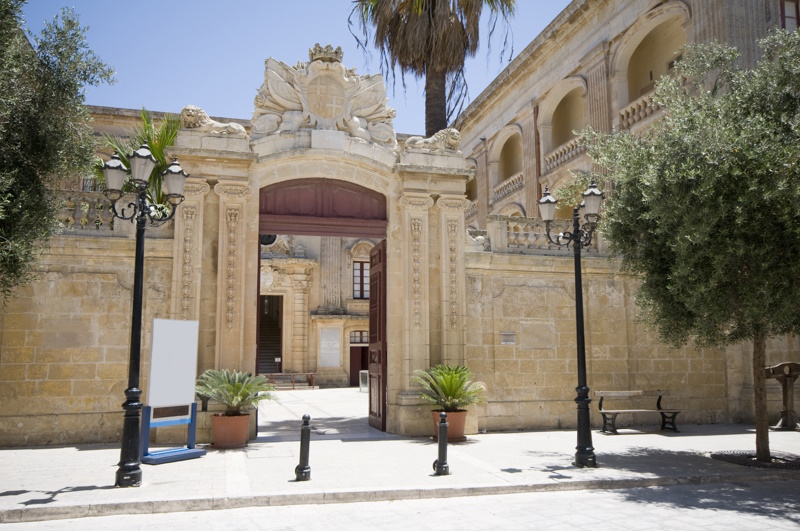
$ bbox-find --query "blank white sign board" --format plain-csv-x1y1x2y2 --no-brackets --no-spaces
147,319,200,408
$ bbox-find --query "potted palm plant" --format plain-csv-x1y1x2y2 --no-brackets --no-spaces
412,364,485,442
195,369,276,448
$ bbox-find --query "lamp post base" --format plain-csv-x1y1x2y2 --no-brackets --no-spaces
573,448,597,468
115,468,142,488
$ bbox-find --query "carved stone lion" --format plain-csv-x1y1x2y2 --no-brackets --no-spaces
180,105,247,136
404,128,461,153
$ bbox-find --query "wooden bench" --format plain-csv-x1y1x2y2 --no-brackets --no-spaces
595,390,681,434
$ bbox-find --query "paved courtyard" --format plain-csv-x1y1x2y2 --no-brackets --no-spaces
1,389,798,525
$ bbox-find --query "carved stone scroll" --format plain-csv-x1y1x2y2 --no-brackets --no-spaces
225,209,239,330
410,218,423,329
180,206,197,319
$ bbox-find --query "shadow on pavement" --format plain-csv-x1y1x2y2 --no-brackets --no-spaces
616,480,800,525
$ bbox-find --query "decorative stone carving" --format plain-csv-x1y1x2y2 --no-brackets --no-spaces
181,206,197,320
180,105,247,136
214,183,251,199
447,220,459,330
436,196,471,211
225,209,239,330
411,218,423,329
251,43,397,148
183,181,211,197
404,128,461,153
261,234,294,258
400,195,435,210
348,239,373,268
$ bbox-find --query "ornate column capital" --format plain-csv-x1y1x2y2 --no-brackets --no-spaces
214,183,252,199
183,180,211,197
436,195,471,211
400,193,434,210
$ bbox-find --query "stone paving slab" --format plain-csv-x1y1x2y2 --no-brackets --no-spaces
1,389,798,523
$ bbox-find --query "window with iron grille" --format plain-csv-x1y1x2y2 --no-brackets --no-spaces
353,261,370,299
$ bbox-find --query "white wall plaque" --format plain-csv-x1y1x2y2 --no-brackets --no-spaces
319,327,340,368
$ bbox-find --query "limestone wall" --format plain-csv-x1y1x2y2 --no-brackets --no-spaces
0,234,174,446
465,250,800,432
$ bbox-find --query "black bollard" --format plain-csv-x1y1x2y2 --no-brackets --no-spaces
295,414,311,481
433,411,450,476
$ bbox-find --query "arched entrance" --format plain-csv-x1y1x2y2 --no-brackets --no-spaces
257,177,389,430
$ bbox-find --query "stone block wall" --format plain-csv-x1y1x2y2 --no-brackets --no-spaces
0,235,174,446
465,251,800,432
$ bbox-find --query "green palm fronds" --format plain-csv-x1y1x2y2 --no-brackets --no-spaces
195,369,276,416
94,108,179,206
412,364,485,412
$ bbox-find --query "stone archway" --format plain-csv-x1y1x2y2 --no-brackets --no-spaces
257,178,388,399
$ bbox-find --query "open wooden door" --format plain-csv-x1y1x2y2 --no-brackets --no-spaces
368,239,387,431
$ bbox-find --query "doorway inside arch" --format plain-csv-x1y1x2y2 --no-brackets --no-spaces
256,177,389,431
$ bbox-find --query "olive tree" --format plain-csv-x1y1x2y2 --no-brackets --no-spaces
583,31,800,462
0,0,113,300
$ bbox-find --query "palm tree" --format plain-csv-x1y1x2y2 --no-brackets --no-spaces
351,0,515,137
93,108,179,206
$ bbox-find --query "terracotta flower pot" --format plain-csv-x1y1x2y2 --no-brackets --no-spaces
431,410,467,442
210,414,250,448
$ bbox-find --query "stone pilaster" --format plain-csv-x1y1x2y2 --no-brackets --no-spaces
289,266,313,372
213,182,251,370
581,42,611,134
170,179,210,322
320,237,343,312
519,105,539,219
474,140,489,229
399,193,434,385
436,195,470,366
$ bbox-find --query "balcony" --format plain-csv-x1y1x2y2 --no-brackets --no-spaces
491,171,524,204
619,92,663,131
543,136,586,174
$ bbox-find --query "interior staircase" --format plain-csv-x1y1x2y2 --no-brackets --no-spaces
257,317,281,375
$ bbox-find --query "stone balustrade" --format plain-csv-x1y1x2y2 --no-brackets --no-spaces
483,215,602,255
464,200,477,220
491,171,524,203
543,136,586,174
55,190,174,239
619,92,663,130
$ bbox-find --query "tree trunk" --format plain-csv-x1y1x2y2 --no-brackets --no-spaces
425,69,447,138
752,331,771,462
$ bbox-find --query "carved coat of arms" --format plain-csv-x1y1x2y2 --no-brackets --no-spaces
252,44,397,149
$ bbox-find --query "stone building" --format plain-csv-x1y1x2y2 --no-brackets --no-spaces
0,1,798,446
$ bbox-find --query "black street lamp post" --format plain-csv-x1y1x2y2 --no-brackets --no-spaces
539,180,603,468
103,144,188,487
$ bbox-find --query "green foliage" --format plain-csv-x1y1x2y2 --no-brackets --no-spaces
0,0,113,301
93,108,180,206
412,364,485,412
583,30,800,349
552,172,601,208
350,0,515,132
195,369,277,416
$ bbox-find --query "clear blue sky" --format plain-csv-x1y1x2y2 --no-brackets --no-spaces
21,1,570,136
